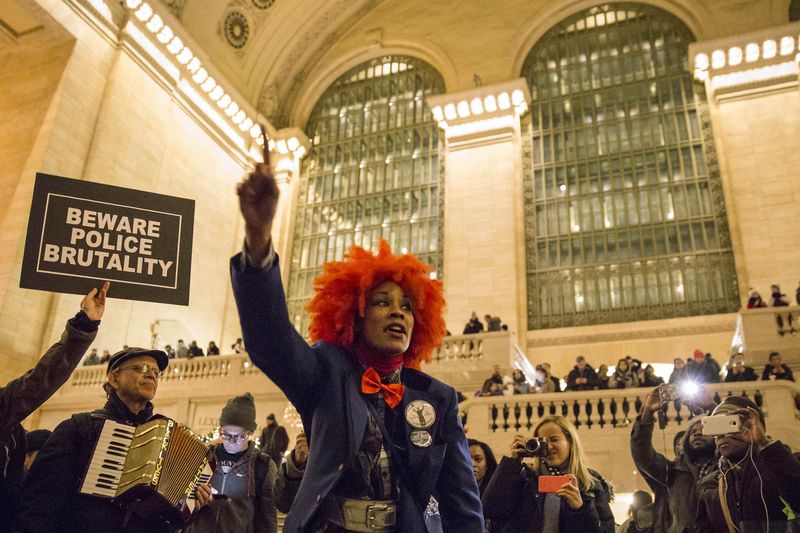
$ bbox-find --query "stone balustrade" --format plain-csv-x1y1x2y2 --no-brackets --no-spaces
736,305,800,364
460,380,800,494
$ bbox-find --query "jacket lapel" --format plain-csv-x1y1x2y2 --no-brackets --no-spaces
399,371,444,501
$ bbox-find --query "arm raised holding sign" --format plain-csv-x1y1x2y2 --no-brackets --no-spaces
1,282,109,525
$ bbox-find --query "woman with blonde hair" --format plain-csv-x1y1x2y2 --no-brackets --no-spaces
482,415,614,532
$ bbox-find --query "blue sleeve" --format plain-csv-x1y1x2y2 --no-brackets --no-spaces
230,254,322,414
436,387,484,532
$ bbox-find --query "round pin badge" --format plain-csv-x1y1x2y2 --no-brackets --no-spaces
410,430,432,448
405,400,435,429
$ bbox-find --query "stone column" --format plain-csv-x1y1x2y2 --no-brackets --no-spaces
265,127,311,283
427,79,531,339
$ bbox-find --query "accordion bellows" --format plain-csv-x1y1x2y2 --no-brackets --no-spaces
81,417,212,526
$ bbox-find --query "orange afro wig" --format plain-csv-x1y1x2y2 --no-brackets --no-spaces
305,240,446,369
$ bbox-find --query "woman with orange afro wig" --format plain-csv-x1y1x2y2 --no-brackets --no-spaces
231,160,483,533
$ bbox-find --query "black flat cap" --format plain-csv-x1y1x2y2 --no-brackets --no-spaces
107,347,169,374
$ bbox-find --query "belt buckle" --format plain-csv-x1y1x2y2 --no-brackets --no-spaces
366,503,395,529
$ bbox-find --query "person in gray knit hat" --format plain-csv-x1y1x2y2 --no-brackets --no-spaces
190,393,277,533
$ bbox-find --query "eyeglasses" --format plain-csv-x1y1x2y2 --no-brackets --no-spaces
220,432,249,443
115,363,164,378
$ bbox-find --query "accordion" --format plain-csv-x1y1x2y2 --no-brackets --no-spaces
79,416,213,526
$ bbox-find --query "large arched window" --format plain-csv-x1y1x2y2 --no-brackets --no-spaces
522,4,739,330
287,56,445,333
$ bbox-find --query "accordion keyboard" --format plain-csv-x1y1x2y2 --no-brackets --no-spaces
80,419,136,497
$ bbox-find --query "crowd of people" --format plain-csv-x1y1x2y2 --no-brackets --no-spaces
82,338,248,366
747,282,799,335
4,149,800,533
478,349,795,397
463,312,507,333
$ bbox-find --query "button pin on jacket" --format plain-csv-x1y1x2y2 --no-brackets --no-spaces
405,400,435,429
409,430,432,448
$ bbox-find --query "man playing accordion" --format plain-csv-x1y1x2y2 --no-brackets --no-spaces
13,347,183,532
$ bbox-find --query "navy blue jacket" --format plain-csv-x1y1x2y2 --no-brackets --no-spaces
230,255,483,533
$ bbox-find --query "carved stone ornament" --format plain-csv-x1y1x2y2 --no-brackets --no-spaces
224,9,249,49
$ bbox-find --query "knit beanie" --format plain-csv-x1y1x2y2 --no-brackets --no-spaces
219,392,257,431
712,395,766,428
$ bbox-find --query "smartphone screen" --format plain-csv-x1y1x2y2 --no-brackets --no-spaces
538,475,571,493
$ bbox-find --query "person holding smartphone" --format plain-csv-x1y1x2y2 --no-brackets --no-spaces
630,384,717,533
481,415,614,532
696,396,800,531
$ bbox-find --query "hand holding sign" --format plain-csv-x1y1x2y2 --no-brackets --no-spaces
237,125,280,264
80,281,110,321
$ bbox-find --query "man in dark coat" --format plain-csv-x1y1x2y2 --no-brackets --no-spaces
566,356,600,391
259,413,289,467
686,349,721,383
0,283,107,525
13,347,174,533
696,396,800,531
630,386,717,533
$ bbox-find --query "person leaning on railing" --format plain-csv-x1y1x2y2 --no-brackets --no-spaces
481,415,614,533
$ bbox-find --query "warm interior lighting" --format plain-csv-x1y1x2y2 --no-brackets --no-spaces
167,36,183,55
276,140,289,154
762,39,777,59
780,36,794,56
745,43,759,62
431,106,444,122
728,47,742,66
470,98,483,115
484,94,497,112
443,104,457,120
456,101,470,118
134,3,153,21
694,53,709,71
125,0,142,8
287,137,300,151
217,94,231,108
192,68,208,84
201,77,216,93
498,92,511,110
711,61,798,89
209,86,224,101
176,47,193,64
156,26,173,44
225,102,239,117
511,89,525,106
232,111,246,124
145,14,163,33
711,49,725,69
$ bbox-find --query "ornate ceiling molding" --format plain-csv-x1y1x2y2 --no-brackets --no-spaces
255,0,387,127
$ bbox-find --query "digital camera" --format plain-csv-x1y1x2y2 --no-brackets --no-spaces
520,437,549,458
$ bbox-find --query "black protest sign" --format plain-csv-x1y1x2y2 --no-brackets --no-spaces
21,173,194,305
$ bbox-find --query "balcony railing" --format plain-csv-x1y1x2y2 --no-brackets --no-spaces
460,381,799,438
735,306,800,365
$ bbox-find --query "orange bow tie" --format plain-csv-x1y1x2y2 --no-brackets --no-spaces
361,367,405,409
